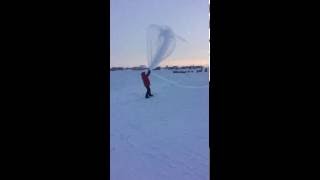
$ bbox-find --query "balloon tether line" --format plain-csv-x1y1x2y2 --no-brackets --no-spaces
151,71,208,89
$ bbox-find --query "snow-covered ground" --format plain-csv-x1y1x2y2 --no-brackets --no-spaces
110,69,209,180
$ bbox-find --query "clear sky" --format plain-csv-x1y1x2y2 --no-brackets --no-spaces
110,0,209,67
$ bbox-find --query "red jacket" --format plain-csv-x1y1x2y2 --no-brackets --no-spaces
141,70,150,87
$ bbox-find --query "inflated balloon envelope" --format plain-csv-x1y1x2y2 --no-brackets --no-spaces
146,24,187,69
146,24,208,88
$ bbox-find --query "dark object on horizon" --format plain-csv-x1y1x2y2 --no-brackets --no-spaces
167,66,179,70
110,67,124,71
131,66,148,70
173,70,186,73
153,67,161,70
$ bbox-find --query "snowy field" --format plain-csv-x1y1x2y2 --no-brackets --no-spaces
110,69,209,180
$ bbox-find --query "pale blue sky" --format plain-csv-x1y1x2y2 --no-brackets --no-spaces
111,0,209,67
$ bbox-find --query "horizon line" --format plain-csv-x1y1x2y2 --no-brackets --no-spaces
110,64,209,68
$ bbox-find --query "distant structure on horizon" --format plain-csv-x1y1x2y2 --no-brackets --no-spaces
110,65,208,71
110,67,124,71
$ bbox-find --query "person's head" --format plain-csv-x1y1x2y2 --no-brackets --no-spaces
141,71,145,76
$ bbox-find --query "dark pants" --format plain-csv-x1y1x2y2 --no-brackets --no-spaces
145,86,152,98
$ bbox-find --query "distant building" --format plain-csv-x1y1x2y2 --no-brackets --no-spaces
110,67,124,71
131,65,148,70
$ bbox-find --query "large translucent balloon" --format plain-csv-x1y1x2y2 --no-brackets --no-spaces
146,24,208,88
146,25,177,69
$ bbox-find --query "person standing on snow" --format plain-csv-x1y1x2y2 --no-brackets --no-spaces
141,69,153,98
